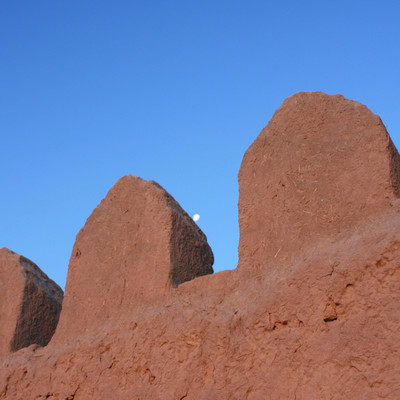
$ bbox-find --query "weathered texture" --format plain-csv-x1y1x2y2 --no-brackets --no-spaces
1,215,400,399
52,175,214,343
1,92,400,399
0,248,63,358
238,92,400,269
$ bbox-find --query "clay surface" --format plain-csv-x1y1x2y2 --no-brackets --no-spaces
52,175,214,342
1,92,400,399
238,92,400,269
0,248,63,358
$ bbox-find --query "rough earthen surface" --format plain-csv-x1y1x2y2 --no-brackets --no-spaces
1,92,400,399
52,176,214,342
0,248,63,358
238,92,400,269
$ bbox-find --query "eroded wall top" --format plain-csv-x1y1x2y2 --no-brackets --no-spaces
238,92,400,269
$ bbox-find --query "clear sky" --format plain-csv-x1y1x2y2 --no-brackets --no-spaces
1,1,399,290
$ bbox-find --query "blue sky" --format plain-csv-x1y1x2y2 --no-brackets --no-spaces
1,1,399,289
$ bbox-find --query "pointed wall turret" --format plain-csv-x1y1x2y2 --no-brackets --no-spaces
53,176,213,342
238,92,400,268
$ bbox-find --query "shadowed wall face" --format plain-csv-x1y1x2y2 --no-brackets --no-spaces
10,279,62,352
0,249,63,357
167,193,214,287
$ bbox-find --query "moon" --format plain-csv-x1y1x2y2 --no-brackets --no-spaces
193,214,200,222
